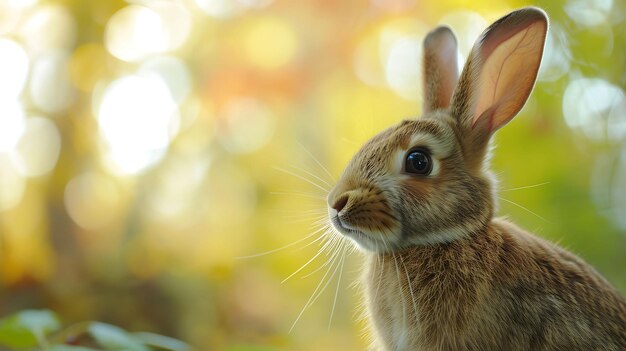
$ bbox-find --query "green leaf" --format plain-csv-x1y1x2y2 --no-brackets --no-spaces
134,332,191,351
0,309,61,348
88,322,149,351
225,346,278,351
49,345,101,351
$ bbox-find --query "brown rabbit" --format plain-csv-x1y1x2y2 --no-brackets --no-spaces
326,7,626,351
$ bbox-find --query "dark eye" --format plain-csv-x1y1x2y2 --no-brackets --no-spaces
405,150,432,175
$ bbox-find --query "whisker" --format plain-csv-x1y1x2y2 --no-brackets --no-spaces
281,215,327,225
235,226,327,259
498,196,551,223
392,252,407,332
297,142,336,183
307,241,347,307
400,255,418,324
300,234,343,279
500,181,550,192
328,244,347,330
282,229,336,284
373,253,385,303
289,240,346,333
288,164,334,190
274,166,330,193
270,191,327,200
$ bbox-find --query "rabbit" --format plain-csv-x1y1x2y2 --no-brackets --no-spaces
326,7,626,351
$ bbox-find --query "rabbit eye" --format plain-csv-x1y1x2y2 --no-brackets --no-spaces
405,149,432,175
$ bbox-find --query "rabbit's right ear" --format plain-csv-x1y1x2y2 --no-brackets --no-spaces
450,8,548,168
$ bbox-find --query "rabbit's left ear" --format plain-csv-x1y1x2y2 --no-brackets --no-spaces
451,8,548,137
422,26,459,113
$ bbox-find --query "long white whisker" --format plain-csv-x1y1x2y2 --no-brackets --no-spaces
373,253,385,303
328,244,347,330
274,166,329,193
300,227,334,251
499,181,550,192
289,240,345,333
392,252,407,332
498,196,551,223
288,164,334,190
307,241,346,307
400,255,418,324
282,230,336,284
300,233,342,279
297,142,336,183
235,228,324,259
270,191,327,200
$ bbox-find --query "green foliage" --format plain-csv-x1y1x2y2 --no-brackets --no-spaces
0,310,192,351
0,310,61,348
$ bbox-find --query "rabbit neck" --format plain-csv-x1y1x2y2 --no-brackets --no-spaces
363,221,498,350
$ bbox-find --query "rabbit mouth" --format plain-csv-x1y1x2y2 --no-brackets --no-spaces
331,215,365,237
330,215,380,250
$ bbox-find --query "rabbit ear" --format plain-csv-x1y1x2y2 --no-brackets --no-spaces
451,8,547,145
422,26,459,113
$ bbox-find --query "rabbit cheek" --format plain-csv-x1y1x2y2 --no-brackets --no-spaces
336,188,401,249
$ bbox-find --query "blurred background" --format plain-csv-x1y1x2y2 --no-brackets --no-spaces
0,0,624,349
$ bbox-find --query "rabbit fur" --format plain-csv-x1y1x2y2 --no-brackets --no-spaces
327,7,626,351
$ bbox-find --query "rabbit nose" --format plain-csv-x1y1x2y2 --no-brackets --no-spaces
332,194,349,213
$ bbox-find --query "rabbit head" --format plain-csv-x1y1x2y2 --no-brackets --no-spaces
328,8,548,251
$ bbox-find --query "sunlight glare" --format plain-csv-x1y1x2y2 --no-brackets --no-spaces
19,5,76,56
139,56,192,104
0,38,29,98
384,35,422,101
0,99,26,151
105,5,165,62
98,75,180,175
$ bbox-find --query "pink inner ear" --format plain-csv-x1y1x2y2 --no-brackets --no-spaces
472,16,547,133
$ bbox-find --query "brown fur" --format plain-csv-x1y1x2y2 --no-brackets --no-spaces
364,219,626,350
326,7,626,350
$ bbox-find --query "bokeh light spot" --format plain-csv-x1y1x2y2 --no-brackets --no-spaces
194,0,242,18
98,75,180,174
0,99,26,151
150,1,192,52
29,51,75,113
384,35,422,101
0,0,38,35
10,117,62,178
18,4,76,56
105,5,166,62
139,56,192,104
565,0,613,27
563,78,626,142
0,38,29,98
